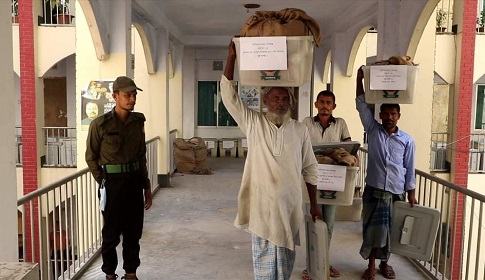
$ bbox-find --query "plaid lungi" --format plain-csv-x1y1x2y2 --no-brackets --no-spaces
252,233,296,280
359,186,404,261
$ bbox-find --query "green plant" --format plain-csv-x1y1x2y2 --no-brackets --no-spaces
12,0,18,16
436,8,447,28
46,0,69,14
478,10,485,28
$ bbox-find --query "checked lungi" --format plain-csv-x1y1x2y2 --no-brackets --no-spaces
252,233,296,280
359,185,404,261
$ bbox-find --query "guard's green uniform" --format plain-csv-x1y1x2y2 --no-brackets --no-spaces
85,108,150,275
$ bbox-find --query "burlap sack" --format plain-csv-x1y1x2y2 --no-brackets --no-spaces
373,55,417,66
174,138,196,173
241,8,321,47
173,137,212,174
315,148,358,166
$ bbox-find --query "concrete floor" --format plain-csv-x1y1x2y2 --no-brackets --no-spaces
78,157,429,280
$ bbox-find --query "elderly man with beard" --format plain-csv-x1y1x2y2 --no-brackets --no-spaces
356,66,416,280
220,40,322,280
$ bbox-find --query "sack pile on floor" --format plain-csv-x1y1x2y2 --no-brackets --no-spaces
315,148,358,166
173,137,212,175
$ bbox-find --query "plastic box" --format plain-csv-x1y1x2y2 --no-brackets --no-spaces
390,201,440,261
301,166,359,206
362,65,419,104
237,138,248,158
219,139,238,157
233,36,314,87
204,139,218,157
305,215,330,280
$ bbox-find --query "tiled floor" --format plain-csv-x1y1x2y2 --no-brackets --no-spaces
78,157,429,280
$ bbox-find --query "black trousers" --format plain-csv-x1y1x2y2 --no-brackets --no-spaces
101,172,145,275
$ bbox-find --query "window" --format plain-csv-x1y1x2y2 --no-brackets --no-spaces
475,85,485,129
197,81,236,127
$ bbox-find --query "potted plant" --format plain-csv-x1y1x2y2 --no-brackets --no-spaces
477,10,485,33
12,0,18,23
46,0,72,24
436,8,447,32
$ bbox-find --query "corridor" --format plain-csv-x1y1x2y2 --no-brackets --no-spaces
78,157,428,280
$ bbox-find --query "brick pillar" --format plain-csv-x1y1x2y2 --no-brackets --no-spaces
19,0,39,263
451,1,477,279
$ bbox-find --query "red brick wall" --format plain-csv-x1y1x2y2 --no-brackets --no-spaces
19,0,39,262
452,1,477,279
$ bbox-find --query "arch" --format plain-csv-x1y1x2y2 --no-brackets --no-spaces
77,0,109,61
406,0,441,58
132,21,156,74
346,26,373,77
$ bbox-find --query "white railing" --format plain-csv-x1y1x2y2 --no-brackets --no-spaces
430,132,485,173
43,127,77,167
42,0,75,25
17,137,160,279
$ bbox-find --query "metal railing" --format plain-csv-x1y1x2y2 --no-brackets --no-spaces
44,127,77,167
430,132,449,172
435,2,484,34
11,0,76,25
360,147,485,280
42,0,75,25
430,132,485,173
17,136,160,280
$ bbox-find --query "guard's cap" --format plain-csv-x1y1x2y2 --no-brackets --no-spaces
113,76,143,92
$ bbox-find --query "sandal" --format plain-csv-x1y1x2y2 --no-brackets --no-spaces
378,263,396,279
302,269,312,280
362,267,375,280
330,266,341,278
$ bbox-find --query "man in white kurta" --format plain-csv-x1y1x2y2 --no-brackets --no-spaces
221,41,321,280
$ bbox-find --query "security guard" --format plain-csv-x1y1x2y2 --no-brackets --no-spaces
86,76,153,280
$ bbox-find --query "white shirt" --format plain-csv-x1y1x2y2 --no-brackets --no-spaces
220,75,318,250
302,115,351,144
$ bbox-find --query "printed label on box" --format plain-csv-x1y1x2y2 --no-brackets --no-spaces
317,164,347,191
239,37,288,71
370,65,407,90
205,141,215,149
222,141,235,149
241,139,248,148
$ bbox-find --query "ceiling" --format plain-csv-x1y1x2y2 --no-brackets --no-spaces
133,0,380,46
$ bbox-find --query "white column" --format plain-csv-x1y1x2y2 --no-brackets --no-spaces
0,0,20,261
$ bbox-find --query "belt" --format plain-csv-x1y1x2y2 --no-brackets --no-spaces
104,162,140,174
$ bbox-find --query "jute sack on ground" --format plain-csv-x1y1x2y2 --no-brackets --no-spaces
173,137,212,174
240,8,321,47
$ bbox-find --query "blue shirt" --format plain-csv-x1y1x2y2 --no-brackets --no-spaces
356,95,416,194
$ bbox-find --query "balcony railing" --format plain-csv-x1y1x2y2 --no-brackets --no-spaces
435,2,484,34
44,127,77,167
11,0,75,25
17,136,160,279
430,132,485,173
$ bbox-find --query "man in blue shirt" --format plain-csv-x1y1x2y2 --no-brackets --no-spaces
356,66,417,280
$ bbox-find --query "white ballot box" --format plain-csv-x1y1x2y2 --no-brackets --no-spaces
305,215,330,280
219,138,237,157
301,167,359,206
390,201,440,261
204,139,218,157
233,36,314,87
362,65,419,104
